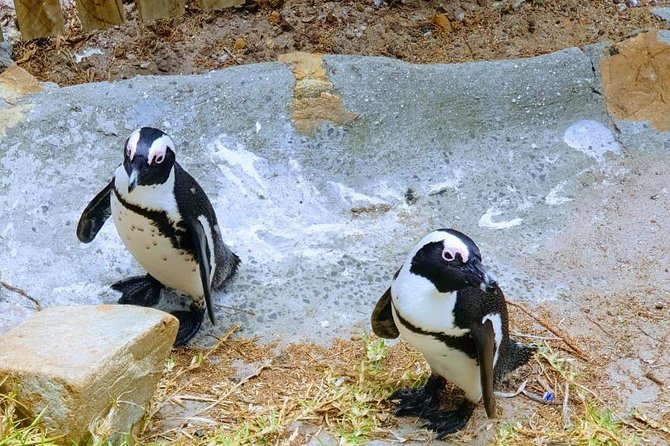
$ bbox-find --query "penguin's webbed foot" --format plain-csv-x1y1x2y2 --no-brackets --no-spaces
112,274,163,307
390,374,445,417
422,400,475,439
172,305,205,347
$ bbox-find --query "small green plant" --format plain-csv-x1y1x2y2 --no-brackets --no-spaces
577,401,639,446
364,336,387,368
496,421,521,446
0,386,61,446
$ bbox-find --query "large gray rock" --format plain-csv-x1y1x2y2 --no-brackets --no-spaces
0,46,666,350
0,305,178,445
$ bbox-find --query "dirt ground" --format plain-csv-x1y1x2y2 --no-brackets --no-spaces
4,0,669,86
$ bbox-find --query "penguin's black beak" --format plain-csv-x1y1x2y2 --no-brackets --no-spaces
465,258,497,291
128,169,139,193
127,157,144,193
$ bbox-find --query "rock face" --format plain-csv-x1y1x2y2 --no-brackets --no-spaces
0,305,178,445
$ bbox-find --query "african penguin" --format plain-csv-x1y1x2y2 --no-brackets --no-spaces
77,127,240,346
371,229,535,438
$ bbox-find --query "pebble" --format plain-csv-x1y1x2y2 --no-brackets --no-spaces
433,14,452,33
234,37,247,51
269,10,282,26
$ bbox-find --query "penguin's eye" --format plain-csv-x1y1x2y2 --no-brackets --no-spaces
442,249,456,262
154,154,165,164
443,249,466,263
125,146,132,158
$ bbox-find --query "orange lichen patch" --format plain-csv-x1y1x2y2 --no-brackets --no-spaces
0,65,42,100
279,52,357,135
0,65,41,137
600,31,670,132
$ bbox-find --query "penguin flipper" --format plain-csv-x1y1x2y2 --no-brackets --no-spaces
77,181,113,243
471,318,496,419
188,217,215,325
371,288,399,339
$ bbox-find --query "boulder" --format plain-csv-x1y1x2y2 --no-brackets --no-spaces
0,305,178,444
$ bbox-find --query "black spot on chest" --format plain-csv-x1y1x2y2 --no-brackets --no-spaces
112,187,194,254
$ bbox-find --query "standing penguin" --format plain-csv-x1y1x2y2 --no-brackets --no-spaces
77,127,240,346
371,228,534,438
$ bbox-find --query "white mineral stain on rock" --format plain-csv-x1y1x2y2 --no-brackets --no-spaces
211,140,266,188
329,181,386,206
478,207,523,229
545,183,573,206
428,168,464,195
563,120,621,161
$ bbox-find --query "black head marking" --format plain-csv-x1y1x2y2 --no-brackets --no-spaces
124,127,177,190
409,229,489,293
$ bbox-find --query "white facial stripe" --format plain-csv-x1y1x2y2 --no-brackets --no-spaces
148,135,175,165
406,231,471,267
441,233,469,262
126,129,141,160
482,313,503,366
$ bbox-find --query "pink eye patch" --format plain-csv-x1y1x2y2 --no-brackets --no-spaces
442,247,469,263
148,151,166,165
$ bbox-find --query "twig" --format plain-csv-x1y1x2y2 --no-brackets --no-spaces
644,371,664,386
496,379,527,398
0,280,41,311
511,330,561,341
508,300,589,361
214,303,255,316
151,326,239,415
562,380,571,428
222,47,241,65
585,315,615,338
176,395,218,403
201,325,239,362
635,323,661,342
632,410,670,439
192,360,272,417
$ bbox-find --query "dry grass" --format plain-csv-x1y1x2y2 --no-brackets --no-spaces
139,327,428,445
2,306,668,445
132,305,669,446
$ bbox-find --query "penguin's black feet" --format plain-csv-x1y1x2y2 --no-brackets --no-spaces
390,374,446,417
172,305,205,347
422,400,476,439
112,274,163,307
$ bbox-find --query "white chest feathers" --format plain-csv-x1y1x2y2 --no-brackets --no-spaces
110,165,204,298
390,268,468,336
390,267,482,402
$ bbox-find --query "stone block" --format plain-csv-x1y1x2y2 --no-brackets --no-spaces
0,305,178,445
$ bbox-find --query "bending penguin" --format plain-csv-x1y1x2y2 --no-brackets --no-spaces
77,127,240,346
371,228,534,438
